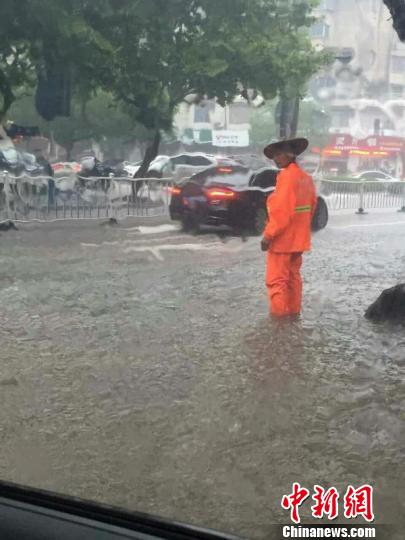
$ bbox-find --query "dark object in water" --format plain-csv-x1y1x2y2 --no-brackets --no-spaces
100,217,118,227
0,220,18,231
365,284,405,322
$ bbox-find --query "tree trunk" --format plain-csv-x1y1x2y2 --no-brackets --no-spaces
279,96,300,139
290,97,300,139
0,69,15,125
65,142,74,161
135,130,161,178
132,129,161,201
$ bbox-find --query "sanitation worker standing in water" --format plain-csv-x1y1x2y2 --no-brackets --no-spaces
261,138,317,317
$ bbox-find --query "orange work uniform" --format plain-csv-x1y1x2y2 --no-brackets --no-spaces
263,162,317,316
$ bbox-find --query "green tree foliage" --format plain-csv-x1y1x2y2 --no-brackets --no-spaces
86,0,326,171
1,0,327,165
122,0,323,110
0,0,112,121
9,91,149,158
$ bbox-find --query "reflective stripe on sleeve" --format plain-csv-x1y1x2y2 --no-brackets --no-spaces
295,205,311,213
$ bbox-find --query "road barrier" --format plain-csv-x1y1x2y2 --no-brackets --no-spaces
319,179,405,214
1,171,405,224
0,172,174,223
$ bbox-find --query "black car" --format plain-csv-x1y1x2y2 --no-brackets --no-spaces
169,164,328,234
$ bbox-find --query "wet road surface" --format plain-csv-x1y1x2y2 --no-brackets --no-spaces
0,213,404,538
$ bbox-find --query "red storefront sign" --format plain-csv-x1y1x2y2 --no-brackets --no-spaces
324,134,405,156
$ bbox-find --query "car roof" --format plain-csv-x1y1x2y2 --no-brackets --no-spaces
355,170,389,175
253,166,279,174
173,152,215,158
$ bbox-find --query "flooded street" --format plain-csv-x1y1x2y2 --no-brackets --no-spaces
0,213,404,539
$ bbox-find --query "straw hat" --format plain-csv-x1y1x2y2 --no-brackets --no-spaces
264,138,309,160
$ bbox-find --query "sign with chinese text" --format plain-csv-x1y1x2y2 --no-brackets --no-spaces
212,130,250,147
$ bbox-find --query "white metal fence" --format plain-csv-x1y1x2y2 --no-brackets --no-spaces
2,171,405,224
319,179,405,213
0,172,174,222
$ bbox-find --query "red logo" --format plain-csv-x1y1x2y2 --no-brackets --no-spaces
344,485,374,522
281,483,310,524
281,484,374,524
311,485,339,520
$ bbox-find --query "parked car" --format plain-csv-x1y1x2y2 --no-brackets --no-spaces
228,154,269,171
352,170,398,182
169,163,328,234
125,153,237,181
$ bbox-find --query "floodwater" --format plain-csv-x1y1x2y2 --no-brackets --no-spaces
0,213,404,539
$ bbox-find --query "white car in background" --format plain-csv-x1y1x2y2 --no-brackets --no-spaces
352,170,398,182
124,153,236,181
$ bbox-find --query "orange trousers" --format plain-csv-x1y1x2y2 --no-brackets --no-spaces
266,252,303,316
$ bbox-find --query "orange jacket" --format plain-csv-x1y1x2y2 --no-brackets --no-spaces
263,162,317,253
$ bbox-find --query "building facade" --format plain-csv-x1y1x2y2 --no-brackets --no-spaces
311,0,405,139
174,97,252,150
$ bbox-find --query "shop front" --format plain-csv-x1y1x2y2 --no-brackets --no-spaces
321,134,405,178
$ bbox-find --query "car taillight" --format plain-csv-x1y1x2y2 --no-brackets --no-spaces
170,186,182,195
217,167,233,174
205,188,235,200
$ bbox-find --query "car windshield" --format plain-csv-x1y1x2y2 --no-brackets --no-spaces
1,2,403,539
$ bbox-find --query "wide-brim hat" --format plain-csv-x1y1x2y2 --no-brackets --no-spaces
264,138,309,160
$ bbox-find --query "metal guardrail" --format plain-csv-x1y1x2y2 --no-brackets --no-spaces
2,171,405,224
0,172,174,222
319,179,405,213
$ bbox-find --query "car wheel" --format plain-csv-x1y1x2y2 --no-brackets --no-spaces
181,215,200,234
181,216,191,232
252,207,268,235
312,196,328,231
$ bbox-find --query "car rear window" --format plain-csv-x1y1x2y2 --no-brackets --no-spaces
250,169,279,189
203,166,251,187
187,156,212,166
